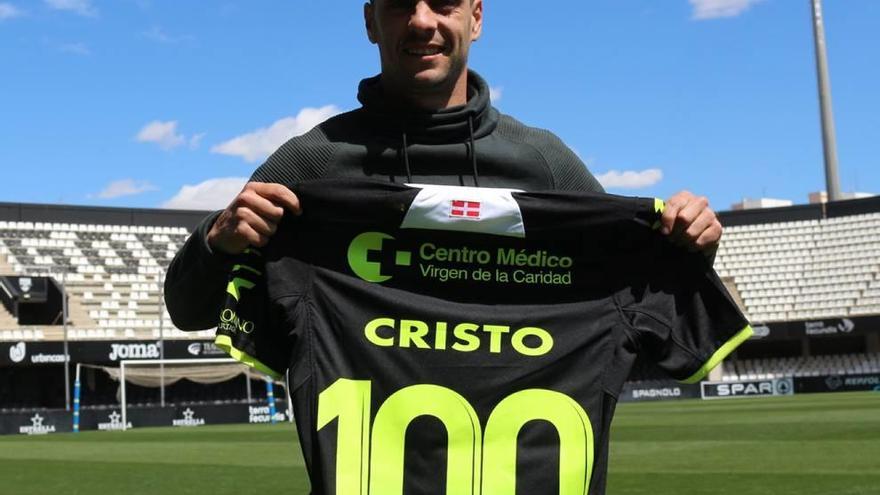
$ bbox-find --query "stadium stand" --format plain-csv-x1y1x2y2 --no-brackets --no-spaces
714,212,880,322
721,352,880,381
0,218,213,341
713,195,880,383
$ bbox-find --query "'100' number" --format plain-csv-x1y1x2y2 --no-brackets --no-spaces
317,379,594,495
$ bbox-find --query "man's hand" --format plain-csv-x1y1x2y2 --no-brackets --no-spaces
207,182,302,255
659,190,722,254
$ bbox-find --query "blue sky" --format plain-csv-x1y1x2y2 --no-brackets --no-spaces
0,0,877,211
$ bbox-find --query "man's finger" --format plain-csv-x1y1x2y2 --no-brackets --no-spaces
238,207,278,237
694,224,723,252
234,221,270,248
249,182,302,215
660,196,687,235
683,208,717,244
239,189,285,223
675,194,708,226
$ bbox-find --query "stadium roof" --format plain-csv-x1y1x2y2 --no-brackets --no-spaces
0,201,209,231
718,194,880,227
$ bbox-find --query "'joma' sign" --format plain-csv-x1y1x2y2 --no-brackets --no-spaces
108,343,160,361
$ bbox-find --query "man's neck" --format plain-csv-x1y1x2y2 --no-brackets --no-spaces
382,70,470,111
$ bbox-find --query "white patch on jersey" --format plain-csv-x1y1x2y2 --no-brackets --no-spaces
402,184,526,238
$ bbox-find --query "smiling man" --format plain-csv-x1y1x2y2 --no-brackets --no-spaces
165,2,723,490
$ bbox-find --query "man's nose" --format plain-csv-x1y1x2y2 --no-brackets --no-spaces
409,1,438,32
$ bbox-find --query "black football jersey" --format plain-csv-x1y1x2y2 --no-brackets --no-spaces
215,179,752,495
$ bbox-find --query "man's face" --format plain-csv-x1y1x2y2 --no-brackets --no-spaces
365,0,483,95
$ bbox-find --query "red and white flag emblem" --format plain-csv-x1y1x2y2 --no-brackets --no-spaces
450,200,481,219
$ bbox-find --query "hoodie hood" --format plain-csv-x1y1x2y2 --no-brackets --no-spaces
357,69,499,145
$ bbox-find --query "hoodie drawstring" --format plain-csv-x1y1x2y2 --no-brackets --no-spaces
467,114,480,187
401,131,414,183
399,114,481,187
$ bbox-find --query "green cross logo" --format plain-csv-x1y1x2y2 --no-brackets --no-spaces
347,232,412,283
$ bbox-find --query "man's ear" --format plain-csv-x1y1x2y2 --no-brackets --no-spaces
471,0,483,41
364,2,378,44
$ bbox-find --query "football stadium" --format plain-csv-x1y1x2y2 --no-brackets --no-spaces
1,194,879,494
3,1,880,494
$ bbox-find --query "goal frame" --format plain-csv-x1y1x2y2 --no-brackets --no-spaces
113,358,291,431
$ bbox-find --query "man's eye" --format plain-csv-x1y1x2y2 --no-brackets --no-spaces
432,0,460,11
385,0,460,12
387,0,413,10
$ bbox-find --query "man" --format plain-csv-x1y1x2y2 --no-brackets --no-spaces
166,0,721,340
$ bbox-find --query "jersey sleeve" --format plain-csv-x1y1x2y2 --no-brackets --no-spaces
619,239,753,384
214,248,290,380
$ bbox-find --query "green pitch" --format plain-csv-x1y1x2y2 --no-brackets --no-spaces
0,391,878,495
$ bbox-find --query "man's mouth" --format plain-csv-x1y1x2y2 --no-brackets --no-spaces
403,46,444,56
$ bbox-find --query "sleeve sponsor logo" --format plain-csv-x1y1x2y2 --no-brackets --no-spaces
219,309,255,334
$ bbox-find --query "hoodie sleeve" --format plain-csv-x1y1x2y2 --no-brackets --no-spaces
164,211,235,330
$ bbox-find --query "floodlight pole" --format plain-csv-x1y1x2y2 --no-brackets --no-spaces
810,0,842,201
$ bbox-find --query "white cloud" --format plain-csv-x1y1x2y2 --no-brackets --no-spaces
45,0,97,17
0,3,23,19
189,133,206,150
162,177,248,210
489,86,503,104
59,42,91,56
136,120,186,150
597,169,663,189
211,105,341,163
689,0,764,20
94,179,157,199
